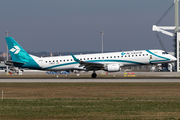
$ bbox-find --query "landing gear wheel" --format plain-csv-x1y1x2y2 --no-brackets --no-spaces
91,73,97,78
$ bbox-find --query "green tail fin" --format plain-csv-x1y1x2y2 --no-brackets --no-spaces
6,37,31,63
5,37,41,69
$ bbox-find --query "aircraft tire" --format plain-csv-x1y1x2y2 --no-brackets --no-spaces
91,73,97,78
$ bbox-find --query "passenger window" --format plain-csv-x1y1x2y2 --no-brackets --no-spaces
114,56,116,58
128,55,130,57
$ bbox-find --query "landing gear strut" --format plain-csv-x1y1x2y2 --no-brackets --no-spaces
91,72,97,78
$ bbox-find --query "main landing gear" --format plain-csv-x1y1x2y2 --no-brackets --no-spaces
91,71,97,78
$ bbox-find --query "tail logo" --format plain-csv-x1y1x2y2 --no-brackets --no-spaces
10,46,20,54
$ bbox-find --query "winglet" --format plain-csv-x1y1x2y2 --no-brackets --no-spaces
71,54,80,62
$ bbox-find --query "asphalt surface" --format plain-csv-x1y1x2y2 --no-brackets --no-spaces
0,79,180,82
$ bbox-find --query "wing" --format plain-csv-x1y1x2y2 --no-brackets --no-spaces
71,54,104,70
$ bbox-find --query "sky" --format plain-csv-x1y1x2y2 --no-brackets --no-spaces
0,0,177,53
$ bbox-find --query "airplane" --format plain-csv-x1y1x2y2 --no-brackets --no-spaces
5,37,176,78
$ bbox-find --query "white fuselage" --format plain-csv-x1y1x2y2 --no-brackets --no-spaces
32,49,176,71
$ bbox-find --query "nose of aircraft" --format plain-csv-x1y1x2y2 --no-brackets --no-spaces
171,56,177,61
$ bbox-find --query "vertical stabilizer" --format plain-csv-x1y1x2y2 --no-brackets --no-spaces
5,37,41,69
6,37,30,63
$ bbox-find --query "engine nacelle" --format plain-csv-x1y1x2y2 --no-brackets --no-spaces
104,64,121,72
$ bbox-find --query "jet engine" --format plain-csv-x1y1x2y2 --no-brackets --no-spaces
104,64,121,72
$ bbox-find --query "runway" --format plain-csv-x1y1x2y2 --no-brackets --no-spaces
1,79,180,82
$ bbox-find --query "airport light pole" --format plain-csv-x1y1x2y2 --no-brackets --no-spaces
100,31,104,53
5,31,9,74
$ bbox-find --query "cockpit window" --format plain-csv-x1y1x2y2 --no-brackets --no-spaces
162,52,168,54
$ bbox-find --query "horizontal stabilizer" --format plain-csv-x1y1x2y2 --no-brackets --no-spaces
5,60,25,66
